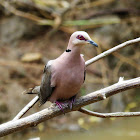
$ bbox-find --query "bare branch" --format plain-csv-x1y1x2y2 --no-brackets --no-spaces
85,37,140,66
0,77,139,137
13,96,39,121
79,108,140,118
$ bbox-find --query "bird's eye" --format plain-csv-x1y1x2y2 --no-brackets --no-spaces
76,35,86,41
79,35,83,39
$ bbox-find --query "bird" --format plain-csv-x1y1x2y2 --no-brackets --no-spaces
26,31,98,111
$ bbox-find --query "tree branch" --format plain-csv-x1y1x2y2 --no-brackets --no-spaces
79,108,140,118
0,77,140,137
85,37,140,66
13,96,39,121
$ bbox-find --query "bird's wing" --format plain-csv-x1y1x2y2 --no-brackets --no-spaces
39,60,55,106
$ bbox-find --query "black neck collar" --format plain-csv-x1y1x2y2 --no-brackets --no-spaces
66,49,71,52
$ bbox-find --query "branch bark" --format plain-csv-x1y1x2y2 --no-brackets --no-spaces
79,108,140,118
0,77,140,137
13,96,39,121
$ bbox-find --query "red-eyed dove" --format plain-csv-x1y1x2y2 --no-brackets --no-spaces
26,31,98,110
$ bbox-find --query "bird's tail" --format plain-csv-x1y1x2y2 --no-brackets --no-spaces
22,86,40,94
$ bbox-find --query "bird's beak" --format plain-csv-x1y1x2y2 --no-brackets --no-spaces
87,40,98,47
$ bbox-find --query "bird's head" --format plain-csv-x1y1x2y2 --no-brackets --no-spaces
69,31,98,47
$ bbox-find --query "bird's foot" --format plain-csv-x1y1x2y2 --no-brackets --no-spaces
55,101,65,113
69,95,76,110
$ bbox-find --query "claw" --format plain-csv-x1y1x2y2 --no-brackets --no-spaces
69,95,76,110
55,101,65,113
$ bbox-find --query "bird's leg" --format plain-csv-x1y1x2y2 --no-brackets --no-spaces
55,101,65,112
69,95,76,110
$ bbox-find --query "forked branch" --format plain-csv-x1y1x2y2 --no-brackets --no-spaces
0,38,139,137
0,77,140,137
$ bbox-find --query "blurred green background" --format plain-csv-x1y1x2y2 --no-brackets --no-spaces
0,0,140,140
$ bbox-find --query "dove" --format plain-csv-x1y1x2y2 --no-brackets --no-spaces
26,31,98,111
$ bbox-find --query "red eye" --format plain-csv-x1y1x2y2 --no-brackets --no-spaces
79,35,83,39
76,35,86,41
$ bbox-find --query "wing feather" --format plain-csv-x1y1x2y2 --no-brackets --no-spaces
39,60,55,106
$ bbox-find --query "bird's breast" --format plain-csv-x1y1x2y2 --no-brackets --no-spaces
50,57,85,101
53,62,84,87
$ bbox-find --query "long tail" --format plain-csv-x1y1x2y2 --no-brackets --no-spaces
22,86,40,94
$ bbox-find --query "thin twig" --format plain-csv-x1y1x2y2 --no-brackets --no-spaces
79,108,140,118
85,37,140,66
13,96,39,121
0,77,140,137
